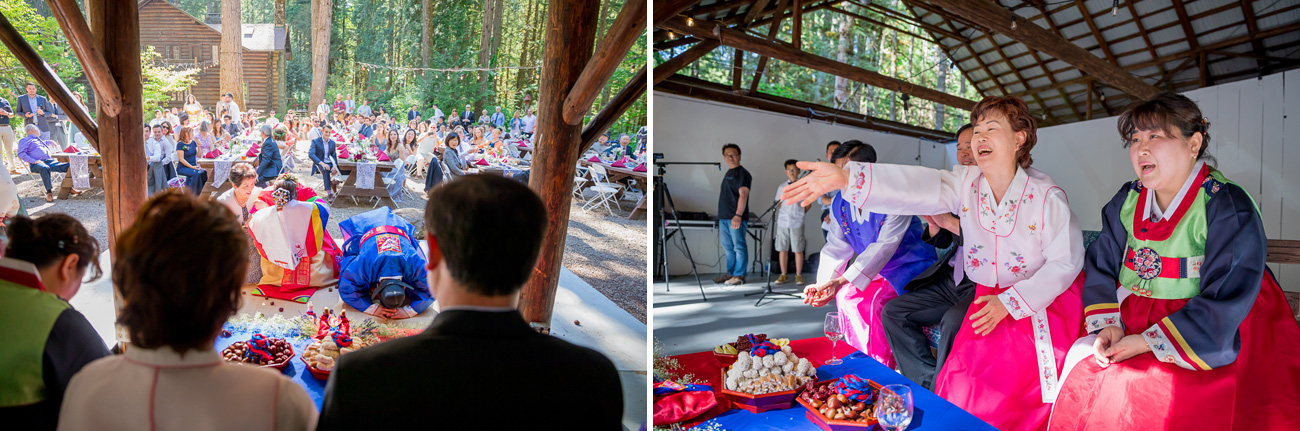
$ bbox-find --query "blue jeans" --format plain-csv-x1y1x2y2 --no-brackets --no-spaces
28,159,69,193
719,219,748,277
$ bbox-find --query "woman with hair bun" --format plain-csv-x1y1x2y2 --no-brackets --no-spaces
246,174,341,303
0,214,107,429
1049,93,1300,430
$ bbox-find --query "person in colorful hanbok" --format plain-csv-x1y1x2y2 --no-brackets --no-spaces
337,207,433,319
805,141,937,369
1048,93,1300,430
783,97,1085,431
247,175,341,303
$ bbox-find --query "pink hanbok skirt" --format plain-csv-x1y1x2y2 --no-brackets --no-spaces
836,275,899,369
934,274,1084,431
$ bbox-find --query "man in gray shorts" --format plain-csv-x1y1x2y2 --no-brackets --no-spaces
773,159,808,284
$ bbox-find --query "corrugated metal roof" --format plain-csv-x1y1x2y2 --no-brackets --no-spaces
205,24,287,52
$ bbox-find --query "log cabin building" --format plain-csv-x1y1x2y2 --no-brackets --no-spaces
135,0,288,115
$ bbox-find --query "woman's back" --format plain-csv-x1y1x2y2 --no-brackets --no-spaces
58,348,315,431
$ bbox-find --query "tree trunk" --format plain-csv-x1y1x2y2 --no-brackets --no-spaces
421,0,432,72
220,0,244,107
833,3,852,108
933,45,946,129
274,0,285,26
476,0,497,110
514,0,537,96
488,0,504,100
310,0,332,111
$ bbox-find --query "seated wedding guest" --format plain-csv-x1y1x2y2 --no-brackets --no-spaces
0,214,107,430
216,163,263,285
399,129,419,167
254,125,281,187
415,122,438,177
144,124,166,195
423,148,445,193
158,122,177,181
337,207,432,319
195,120,217,155
805,141,937,369
783,97,1085,431
173,126,209,195
619,133,636,157
247,174,340,303
273,126,295,172
438,133,466,175
317,175,622,430
309,122,344,200
16,124,69,202
56,192,317,431
1050,93,1300,430
881,124,978,391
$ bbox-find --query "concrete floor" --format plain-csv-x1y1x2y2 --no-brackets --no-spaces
69,246,647,431
653,271,838,357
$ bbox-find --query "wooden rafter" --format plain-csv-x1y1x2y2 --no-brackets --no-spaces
659,15,977,109
747,0,791,94
827,6,936,44
0,10,99,148
45,0,123,117
1024,2,1083,121
563,0,646,124
853,0,964,41
1124,0,1170,93
1072,0,1116,116
655,0,700,27
921,0,1160,100
653,39,721,84
660,74,956,141
1238,0,1268,71
580,66,646,153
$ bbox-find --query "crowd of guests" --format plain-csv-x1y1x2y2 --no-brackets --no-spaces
0,175,624,430
749,93,1300,430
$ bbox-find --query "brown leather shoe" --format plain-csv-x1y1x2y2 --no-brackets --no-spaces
712,275,732,284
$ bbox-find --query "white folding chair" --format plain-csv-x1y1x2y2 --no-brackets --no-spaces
581,164,623,215
573,166,590,200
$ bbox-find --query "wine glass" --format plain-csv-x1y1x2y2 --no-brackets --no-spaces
877,384,914,431
824,312,844,365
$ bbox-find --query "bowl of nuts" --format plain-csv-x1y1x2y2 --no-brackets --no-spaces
796,376,879,430
220,334,294,371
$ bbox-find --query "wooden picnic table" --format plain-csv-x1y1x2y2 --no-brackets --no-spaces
335,159,397,207
49,152,103,199
578,159,648,220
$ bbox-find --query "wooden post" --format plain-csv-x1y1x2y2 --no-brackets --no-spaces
1086,81,1093,121
520,0,601,329
792,0,802,49
44,0,123,117
86,0,145,254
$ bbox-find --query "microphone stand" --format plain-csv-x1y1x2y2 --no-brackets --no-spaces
744,198,802,306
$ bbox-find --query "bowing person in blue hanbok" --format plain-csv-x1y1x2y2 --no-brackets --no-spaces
805,141,937,369
337,207,432,319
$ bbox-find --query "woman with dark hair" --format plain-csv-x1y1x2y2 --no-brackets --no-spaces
159,122,177,181
804,141,937,370
56,193,317,430
1049,94,1300,430
217,163,264,284
400,129,419,168
0,214,107,430
174,126,209,195
784,96,1085,430
247,174,340,303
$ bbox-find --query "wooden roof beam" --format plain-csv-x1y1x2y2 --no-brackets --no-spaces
656,0,700,27
1071,0,1115,116
1239,0,1269,71
653,39,721,84
0,10,99,148
660,15,977,109
855,0,964,41
827,6,936,44
926,0,1159,100
660,74,957,141
580,66,646,153
45,0,123,118
748,0,791,94
563,0,646,124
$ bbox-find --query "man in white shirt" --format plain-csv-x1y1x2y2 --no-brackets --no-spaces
145,125,168,194
345,95,355,114
221,93,241,123
317,99,330,118
521,108,537,135
774,159,810,284
431,104,444,121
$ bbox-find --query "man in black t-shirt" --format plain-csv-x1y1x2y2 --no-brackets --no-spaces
715,143,751,285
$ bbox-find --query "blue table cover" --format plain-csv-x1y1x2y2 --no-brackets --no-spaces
699,351,997,431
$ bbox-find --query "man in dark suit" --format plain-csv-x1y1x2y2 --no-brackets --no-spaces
14,83,57,141
317,175,624,430
880,124,977,391
309,122,346,199
460,103,476,129
253,124,281,187
406,105,419,122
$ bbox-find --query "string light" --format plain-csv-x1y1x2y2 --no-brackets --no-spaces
1010,16,1017,30
687,17,694,26
1112,0,1119,16
667,31,676,39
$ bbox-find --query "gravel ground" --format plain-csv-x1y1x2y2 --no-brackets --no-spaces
10,142,647,322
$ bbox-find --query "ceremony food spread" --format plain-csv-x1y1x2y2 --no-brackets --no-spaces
221,334,293,368
798,375,880,428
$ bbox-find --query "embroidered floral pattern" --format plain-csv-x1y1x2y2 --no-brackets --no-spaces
1143,325,1195,370
1030,314,1059,402
853,171,866,190
1003,251,1029,277
1132,247,1162,280
966,244,988,271
1085,312,1121,333
978,191,993,217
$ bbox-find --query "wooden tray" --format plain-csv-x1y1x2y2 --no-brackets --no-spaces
720,367,811,414
796,377,881,430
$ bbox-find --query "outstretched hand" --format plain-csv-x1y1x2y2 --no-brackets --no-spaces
780,161,849,207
